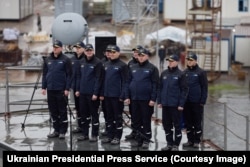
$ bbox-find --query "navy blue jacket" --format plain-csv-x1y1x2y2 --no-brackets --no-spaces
70,53,84,91
127,60,159,101
157,66,188,107
183,64,208,105
101,56,109,64
101,58,128,99
42,52,72,91
76,55,103,96
128,57,137,68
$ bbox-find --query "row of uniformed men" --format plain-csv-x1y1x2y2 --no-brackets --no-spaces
42,40,208,151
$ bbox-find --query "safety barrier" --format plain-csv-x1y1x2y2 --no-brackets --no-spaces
203,100,250,150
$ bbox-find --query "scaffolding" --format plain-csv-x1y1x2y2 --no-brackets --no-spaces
185,0,222,82
112,0,159,53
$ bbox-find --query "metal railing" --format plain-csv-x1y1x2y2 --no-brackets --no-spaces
203,101,250,150
4,66,76,114
4,66,45,114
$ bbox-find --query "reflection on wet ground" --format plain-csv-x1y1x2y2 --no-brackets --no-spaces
0,108,215,152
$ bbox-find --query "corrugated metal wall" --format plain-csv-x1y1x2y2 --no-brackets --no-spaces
0,0,33,20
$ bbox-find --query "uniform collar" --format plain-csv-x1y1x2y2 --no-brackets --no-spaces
187,64,198,70
168,65,178,72
139,60,149,66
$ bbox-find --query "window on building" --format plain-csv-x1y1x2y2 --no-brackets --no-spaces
239,0,249,12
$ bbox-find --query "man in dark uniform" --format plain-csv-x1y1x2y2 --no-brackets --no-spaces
42,40,72,139
70,41,85,133
127,45,142,68
100,45,128,145
101,45,111,63
157,54,188,151
182,53,208,148
75,44,103,142
125,47,159,149
99,45,111,137
125,45,143,140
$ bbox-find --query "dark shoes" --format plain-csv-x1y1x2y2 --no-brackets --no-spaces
141,141,149,149
77,136,89,141
89,136,98,142
47,131,65,139
131,141,143,147
193,143,200,148
161,145,172,151
101,138,120,145
72,127,82,133
59,134,65,139
125,132,136,140
183,141,199,148
47,131,59,138
110,138,120,145
172,145,179,151
77,135,99,142
101,138,112,144
161,145,179,151
182,141,194,147
100,131,108,136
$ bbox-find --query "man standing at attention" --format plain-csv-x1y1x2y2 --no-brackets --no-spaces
182,53,208,149
99,45,112,137
100,45,128,145
158,54,188,151
71,41,85,133
125,45,143,140
125,47,159,149
42,40,72,139
75,44,103,142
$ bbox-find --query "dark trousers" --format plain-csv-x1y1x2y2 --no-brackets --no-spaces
162,106,182,146
73,90,81,128
105,97,124,140
128,103,136,134
183,102,204,144
47,90,68,134
79,94,100,137
131,100,153,142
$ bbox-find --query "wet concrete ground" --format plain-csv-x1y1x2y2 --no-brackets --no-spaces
1,72,249,153
204,72,250,150
0,107,215,151
0,2,250,166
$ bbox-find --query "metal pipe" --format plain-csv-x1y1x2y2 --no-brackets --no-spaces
224,102,227,150
5,68,10,114
84,24,89,44
246,116,249,151
155,0,159,119
201,107,204,151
